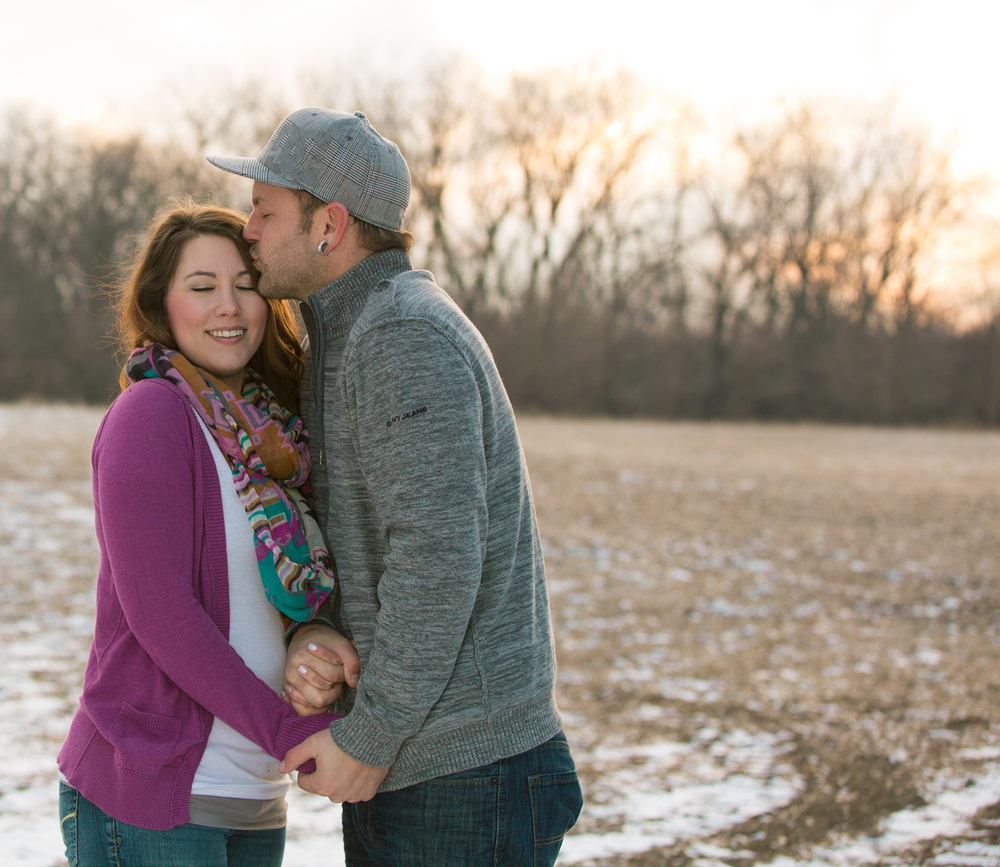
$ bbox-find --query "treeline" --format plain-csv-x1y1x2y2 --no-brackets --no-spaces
2,62,998,421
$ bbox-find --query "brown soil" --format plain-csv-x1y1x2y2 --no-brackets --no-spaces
5,408,999,864
517,418,1000,865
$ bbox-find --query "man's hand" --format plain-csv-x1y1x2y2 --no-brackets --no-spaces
280,729,389,803
283,624,360,716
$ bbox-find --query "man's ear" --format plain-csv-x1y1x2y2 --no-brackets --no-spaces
317,201,351,253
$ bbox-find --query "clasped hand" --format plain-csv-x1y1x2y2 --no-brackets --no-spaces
280,730,389,803
282,624,360,716
282,624,387,802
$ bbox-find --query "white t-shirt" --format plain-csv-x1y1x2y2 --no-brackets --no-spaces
190,415,291,800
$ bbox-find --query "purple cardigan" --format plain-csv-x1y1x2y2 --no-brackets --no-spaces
58,379,338,831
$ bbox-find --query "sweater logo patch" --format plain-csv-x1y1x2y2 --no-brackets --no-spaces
386,406,428,428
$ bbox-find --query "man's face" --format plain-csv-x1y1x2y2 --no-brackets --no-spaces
243,182,323,302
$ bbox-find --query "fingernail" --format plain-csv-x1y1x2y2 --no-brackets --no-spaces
298,665,308,675
308,643,318,652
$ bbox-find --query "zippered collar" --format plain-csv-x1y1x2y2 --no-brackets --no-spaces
304,249,413,340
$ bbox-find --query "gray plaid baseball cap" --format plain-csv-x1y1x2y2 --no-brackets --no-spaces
207,108,410,231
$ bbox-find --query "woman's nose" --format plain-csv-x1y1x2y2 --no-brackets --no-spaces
215,287,241,315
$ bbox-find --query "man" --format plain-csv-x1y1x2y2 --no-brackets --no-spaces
208,108,582,866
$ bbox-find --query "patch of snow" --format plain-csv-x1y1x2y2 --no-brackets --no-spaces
561,774,800,864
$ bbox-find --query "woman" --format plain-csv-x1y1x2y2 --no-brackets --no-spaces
58,203,349,867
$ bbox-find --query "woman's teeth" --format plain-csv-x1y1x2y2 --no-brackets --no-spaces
209,329,245,338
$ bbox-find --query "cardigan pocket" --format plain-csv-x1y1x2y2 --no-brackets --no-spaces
109,703,185,776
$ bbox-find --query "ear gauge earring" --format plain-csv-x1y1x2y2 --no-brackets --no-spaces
318,240,330,255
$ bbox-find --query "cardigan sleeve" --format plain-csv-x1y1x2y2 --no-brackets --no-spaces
92,381,337,764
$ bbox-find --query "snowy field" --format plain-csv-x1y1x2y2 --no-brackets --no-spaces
1,404,999,867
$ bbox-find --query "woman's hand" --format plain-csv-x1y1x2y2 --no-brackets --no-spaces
283,624,360,716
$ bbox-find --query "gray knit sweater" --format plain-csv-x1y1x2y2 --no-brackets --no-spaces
299,250,562,792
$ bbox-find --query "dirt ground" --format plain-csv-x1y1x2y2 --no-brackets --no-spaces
516,417,1000,865
2,408,999,865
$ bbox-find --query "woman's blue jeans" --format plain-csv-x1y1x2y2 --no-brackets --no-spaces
59,783,286,867
342,731,583,867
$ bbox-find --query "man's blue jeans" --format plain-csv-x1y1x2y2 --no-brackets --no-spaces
342,731,583,867
59,783,286,867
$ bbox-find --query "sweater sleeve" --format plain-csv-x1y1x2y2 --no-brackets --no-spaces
93,382,338,765
328,320,488,767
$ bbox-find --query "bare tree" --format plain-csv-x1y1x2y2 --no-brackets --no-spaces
0,68,995,421
0,110,72,397
687,102,976,417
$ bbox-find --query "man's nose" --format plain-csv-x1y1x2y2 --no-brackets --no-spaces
243,213,260,242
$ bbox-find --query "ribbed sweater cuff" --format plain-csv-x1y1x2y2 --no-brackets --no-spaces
275,711,343,775
328,702,403,768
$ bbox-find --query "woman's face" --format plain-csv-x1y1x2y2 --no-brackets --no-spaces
164,234,268,394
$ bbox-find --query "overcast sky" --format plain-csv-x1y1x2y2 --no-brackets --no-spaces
4,0,998,188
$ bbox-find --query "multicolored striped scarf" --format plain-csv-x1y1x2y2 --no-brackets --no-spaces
125,344,336,624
